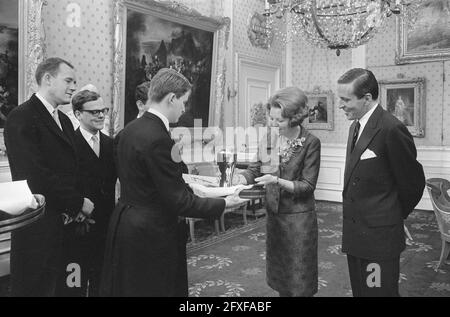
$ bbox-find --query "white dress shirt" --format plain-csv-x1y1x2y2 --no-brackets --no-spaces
36,92,63,130
147,108,170,132
79,126,101,152
356,103,378,142
36,92,57,116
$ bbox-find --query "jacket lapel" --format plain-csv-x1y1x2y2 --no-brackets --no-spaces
33,95,72,146
99,132,110,160
76,128,99,160
343,105,383,192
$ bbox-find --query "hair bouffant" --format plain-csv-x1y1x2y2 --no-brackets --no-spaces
266,86,309,127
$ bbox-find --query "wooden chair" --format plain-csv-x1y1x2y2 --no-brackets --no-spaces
186,217,220,244
426,178,450,268
186,162,220,244
219,199,249,232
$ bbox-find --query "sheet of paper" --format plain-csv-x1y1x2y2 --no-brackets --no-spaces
0,180,36,216
182,174,220,187
188,183,252,198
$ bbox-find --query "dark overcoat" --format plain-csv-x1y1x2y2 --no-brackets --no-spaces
100,112,224,297
4,94,83,296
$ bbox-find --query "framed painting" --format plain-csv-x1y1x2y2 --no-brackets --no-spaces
112,0,230,135
0,0,46,165
379,78,426,137
396,0,450,64
304,87,334,130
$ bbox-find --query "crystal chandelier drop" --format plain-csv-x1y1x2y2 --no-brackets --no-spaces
263,0,424,55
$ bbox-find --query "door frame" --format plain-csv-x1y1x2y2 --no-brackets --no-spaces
234,53,281,129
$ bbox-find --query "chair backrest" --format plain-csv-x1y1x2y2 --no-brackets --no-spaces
190,162,220,177
426,178,450,239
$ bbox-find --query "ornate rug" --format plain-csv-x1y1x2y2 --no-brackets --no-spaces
187,203,450,297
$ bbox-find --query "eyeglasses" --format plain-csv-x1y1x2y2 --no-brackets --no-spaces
80,108,110,116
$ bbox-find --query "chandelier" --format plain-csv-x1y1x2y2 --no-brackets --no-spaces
263,0,424,55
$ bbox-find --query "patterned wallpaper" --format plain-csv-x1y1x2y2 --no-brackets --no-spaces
232,0,284,67
444,61,450,146
40,0,286,130
291,17,449,147
42,0,231,120
44,0,115,111
367,17,445,147
291,40,353,144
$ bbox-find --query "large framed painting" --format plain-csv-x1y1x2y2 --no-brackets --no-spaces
304,87,334,131
112,0,230,135
379,78,426,137
0,0,46,165
396,0,450,64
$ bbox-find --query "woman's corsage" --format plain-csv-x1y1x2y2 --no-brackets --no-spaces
280,137,306,165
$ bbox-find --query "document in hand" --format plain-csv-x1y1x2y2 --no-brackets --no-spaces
182,174,220,187
0,180,38,216
188,183,251,198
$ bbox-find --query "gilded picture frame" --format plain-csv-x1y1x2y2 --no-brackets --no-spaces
112,0,230,136
379,78,426,138
304,87,334,131
396,0,450,64
0,0,46,166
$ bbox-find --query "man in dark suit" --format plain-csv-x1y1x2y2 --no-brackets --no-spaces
59,90,116,296
4,57,94,296
100,68,238,297
113,81,152,164
337,68,425,297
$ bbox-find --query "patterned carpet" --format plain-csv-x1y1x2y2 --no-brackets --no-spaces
186,202,450,297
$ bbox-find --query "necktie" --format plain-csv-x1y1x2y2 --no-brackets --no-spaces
351,120,361,152
53,109,62,130
91,135,100,157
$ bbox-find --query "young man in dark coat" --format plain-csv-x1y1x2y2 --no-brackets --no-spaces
4,57,94,296
100,68,238,297
59,90,116,296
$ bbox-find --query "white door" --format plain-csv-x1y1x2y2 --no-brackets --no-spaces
236,54,280,153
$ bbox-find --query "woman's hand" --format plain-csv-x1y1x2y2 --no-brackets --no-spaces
255,175,278,186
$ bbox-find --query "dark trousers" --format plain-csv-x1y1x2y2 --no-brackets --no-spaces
11,266,59,297
347,254,400,297
174,221,189,297
57,223,107,297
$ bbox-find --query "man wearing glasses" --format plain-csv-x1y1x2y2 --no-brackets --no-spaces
61,90,117,296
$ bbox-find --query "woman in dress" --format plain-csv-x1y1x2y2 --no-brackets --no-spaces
234,87,321,297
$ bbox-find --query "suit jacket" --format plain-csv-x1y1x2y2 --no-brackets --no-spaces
342,105,425,260
100,112,225,297
73,129,117,237
4,94,83,296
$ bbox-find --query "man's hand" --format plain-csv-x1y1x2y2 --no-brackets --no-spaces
75,211,86,223
224,194,245,209
81,197,94,216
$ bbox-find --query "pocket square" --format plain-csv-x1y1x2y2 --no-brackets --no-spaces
360,149,377,160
